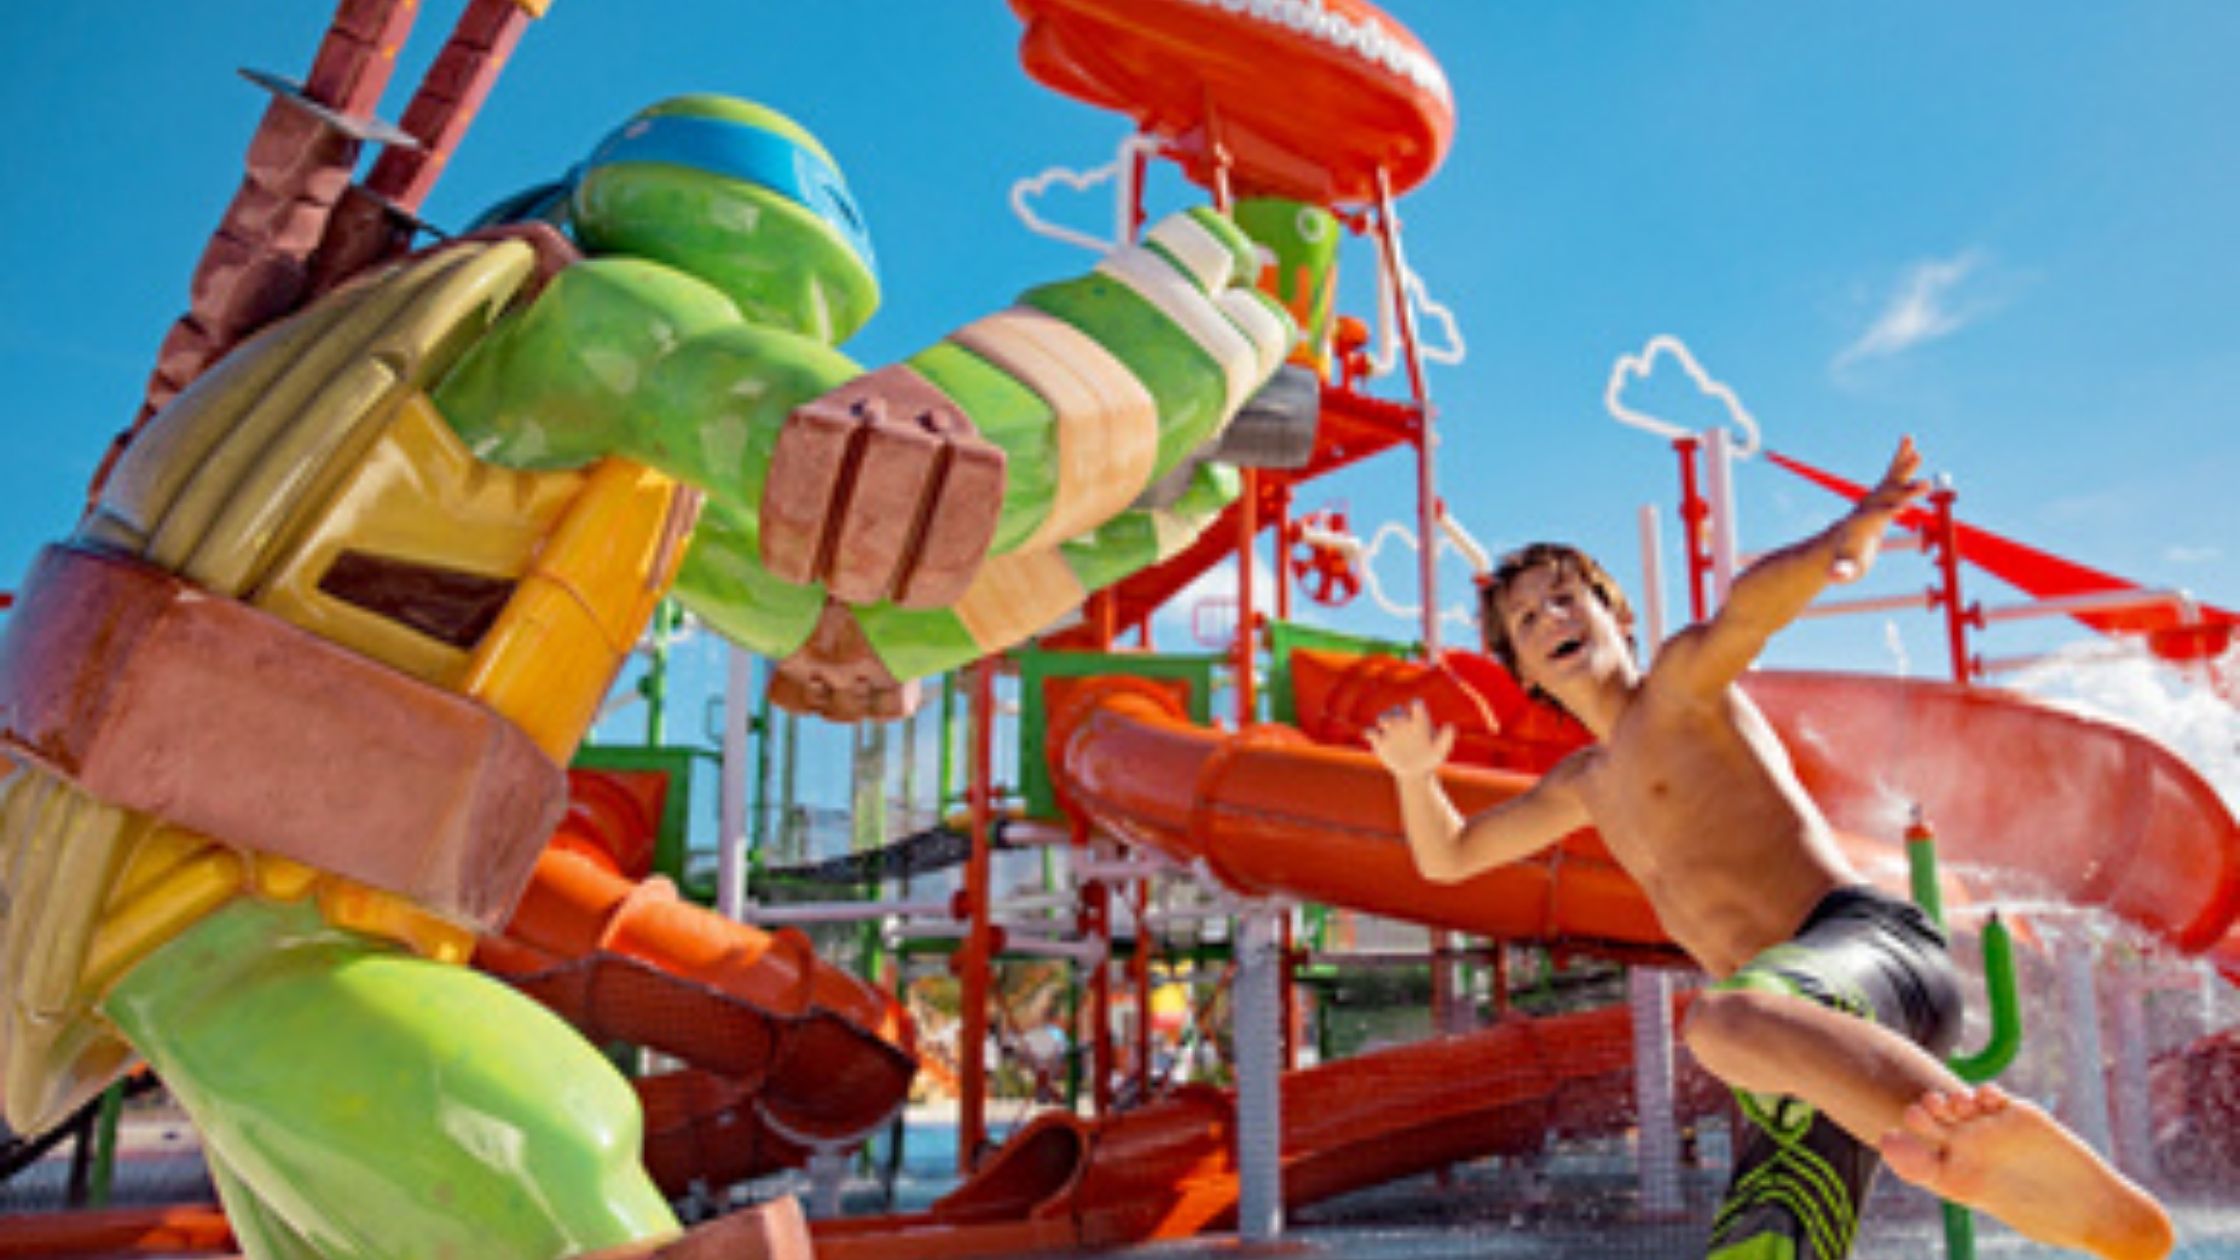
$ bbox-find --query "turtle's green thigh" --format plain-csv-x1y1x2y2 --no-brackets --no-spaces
102,898,677,1260
208,1149,325,1260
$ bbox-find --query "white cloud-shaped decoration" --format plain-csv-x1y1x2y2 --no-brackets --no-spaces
1604,334,1762,458
1007,134,1163,255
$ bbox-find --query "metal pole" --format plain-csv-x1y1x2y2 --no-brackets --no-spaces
1237,469,1259,723
957,658,996,1172
1373,168,1439,656
641,599,678,745
1235,905,1286,1242
938,671,959,809
1704,427,1740,607
1673,437,1709,622
1132,878,1154,1098
718,645,752,918
2059,943,2116,1159
1637,504,1667,661
1280,913,1299,1070
1372,168,1460,1041
778,707,801,862
2108,970,2155,1184
1929,487,1973,684
1080,832,1115,1116
88,1082,123,1208
1629,968,1683,1216
750,659,773,865
1088,589,1117,651
1273,480,1294,625
63,1105,94,1207
899,699,919,897
806,1147,847,1219
1126,137,1149,243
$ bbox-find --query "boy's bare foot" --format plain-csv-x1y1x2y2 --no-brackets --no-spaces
1880,1084,2174,1260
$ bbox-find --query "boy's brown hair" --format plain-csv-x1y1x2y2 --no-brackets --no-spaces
1477,543,1636,701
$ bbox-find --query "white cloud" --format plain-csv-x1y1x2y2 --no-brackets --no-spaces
2036,487,2128,528
2165,544,2221,566
1833,251,1993,373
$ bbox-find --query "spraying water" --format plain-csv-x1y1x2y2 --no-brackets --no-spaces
2009,639,2240,819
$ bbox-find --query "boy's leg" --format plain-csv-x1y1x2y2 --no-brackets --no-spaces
1706,1093,1875,1260
1884,1085,2175,1260
1687,980,1955,1153
1696,994,2171,1259
1690,896,1964,1259
1687,897,2171,1260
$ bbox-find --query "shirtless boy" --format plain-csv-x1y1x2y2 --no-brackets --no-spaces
1367,438,2173,1259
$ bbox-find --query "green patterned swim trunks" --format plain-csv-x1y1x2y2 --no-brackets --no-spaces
1706,885,1964,1259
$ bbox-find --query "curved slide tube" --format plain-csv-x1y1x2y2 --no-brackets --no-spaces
1044,673,1676,957
1740,666,2240,987
475,767,918,1196
1738,669,2240,955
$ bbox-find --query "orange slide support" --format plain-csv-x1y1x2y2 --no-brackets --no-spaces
475,766,918,1195
811,998,1726,1260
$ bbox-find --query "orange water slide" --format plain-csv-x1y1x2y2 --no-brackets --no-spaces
475,767,918,1195
1043,669,1678,958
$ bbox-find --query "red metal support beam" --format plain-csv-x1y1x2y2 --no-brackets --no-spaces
1674,437,1711,623
958,657,997,1171
1928,487,1975,685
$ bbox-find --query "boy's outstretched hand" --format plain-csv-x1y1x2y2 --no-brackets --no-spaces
1366,700,1456,779
1828,436,1929,583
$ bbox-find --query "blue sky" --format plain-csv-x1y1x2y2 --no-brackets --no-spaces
2,2,2235,803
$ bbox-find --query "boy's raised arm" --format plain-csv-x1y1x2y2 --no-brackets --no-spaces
1665,437,1928,693
1368,701,1588,883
